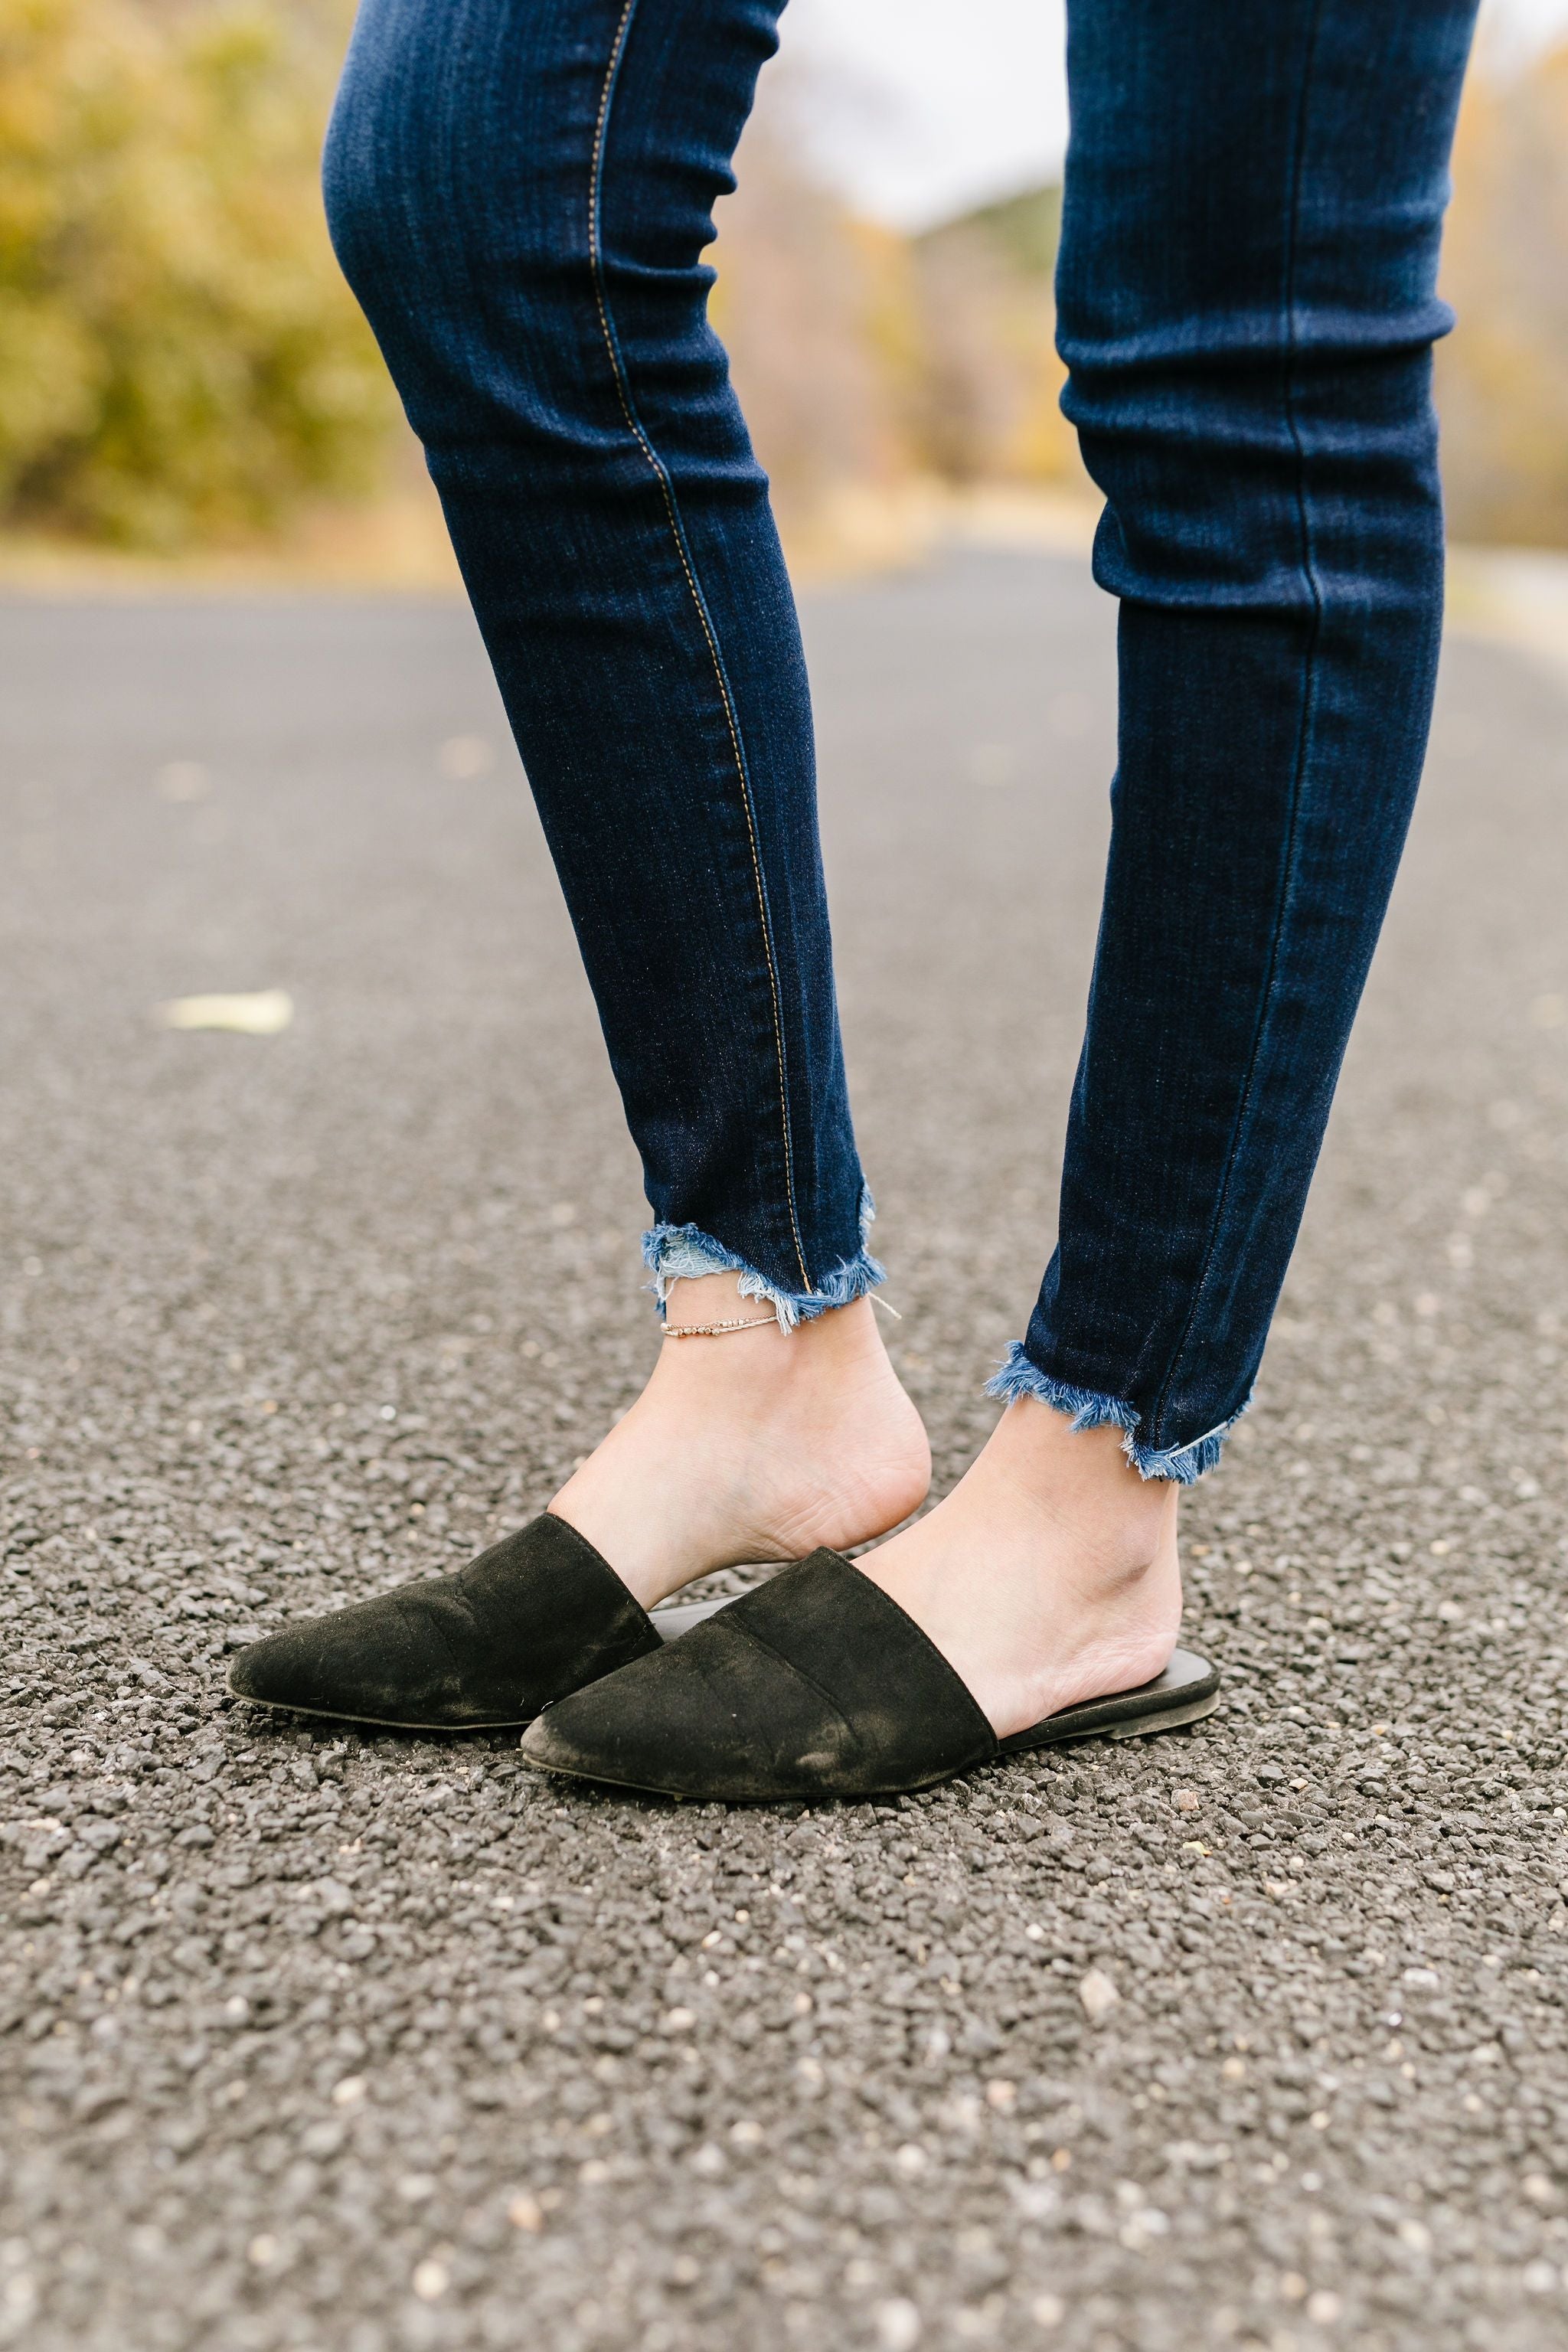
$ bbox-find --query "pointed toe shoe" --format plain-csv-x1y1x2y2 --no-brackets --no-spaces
229,1512,662,1732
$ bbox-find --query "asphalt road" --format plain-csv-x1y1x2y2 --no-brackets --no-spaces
3,551,1568,2352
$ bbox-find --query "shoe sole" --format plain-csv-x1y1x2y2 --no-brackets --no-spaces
222,1681,534,1733
1102,1688,1222,1740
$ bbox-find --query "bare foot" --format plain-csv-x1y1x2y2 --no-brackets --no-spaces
548,1273,930,1609
858,1396,1181,1738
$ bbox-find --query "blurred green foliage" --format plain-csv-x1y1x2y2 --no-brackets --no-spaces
0,0,395,546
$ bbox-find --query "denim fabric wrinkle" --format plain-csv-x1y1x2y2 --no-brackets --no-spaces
588,0,811,1294
1022,0,1478,1469
1141,0,1327,1455
321,0,867,1309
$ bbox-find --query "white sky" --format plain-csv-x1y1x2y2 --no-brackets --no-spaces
782,0,1568,230
782,0,1067,232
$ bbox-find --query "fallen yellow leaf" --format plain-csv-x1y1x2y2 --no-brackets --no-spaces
158,989,292,1035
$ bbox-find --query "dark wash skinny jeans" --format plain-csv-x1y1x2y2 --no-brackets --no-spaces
324,0,1479,1480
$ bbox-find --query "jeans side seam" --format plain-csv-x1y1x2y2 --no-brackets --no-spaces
587,0,812,1296
1144,0,1328,1445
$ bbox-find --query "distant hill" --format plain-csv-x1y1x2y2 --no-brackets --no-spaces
918,184,1062,281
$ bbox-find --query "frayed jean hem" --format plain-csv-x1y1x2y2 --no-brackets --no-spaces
642,1187,885,1331
985,1341,1250,1485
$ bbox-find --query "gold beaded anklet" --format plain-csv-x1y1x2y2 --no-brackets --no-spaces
661,1312,782,1338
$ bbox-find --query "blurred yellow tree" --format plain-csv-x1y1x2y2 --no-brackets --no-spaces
710,117,1083,553
0,0,394,545
1437,42,1568,546
908,185,1078,487
707,126,924,531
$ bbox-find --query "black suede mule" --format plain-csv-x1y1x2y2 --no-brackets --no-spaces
228,1514,665,1732
518,1548,1220,1801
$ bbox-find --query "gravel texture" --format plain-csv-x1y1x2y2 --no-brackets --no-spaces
3,552,1568,2352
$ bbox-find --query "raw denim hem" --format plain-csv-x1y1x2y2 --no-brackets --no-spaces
642,1186,885,1331
985,1341,1251,1485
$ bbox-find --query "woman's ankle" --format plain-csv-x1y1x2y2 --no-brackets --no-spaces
978,1396,1178,1573
547,1277,929,1606
858,1400,1181,1736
